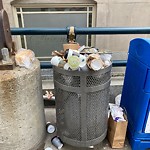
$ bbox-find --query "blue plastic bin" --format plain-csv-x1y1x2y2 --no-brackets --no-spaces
121,38,150,150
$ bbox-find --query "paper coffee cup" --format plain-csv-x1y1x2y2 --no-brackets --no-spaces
90,59,103,71
87,54,104,71
46,122,55,134
51,136,63,150
51,56,62,66
63,63,70,70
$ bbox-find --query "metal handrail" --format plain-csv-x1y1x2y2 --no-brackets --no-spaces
11,26,150,68
11,27,150,35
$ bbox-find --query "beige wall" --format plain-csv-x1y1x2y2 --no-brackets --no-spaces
2,0,150,58
95,0,150,56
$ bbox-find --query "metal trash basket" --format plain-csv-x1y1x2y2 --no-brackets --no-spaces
53,65,112,147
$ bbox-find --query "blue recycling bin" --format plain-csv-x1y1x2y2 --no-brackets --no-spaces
121,38,150,150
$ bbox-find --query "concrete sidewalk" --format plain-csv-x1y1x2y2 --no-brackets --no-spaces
44,108,131,150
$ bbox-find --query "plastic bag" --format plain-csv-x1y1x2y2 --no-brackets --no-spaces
109,103,126,122
15,48,35,69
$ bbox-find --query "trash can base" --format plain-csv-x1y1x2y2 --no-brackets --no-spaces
61,130,107,147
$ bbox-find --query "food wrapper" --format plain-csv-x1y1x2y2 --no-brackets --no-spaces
15,48,35,69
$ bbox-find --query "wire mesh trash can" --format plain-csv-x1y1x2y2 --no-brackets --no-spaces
53,65,112,147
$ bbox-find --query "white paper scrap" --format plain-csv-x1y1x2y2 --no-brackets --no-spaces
145,111,150,133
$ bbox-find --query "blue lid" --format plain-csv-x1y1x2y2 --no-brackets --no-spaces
129,38,150,66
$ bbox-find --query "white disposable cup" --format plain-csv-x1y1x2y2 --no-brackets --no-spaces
90,59,103,71
46,122,55,134
79,54,87,68
67,49,80,59
80,65,89,71
63,63,70,70
51,136,63,150
51,56,62,66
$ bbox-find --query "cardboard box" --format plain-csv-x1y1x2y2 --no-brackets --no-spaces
63,43,80,51
107,113,128,148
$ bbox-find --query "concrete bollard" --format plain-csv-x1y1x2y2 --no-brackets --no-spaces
0,59,46,150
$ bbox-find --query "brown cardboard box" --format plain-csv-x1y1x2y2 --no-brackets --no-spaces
107,113,128,148
63,43,80,51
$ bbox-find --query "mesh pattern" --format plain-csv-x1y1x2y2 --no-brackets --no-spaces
54,66,111,146
56,88,81,141
86,72,110,87
54,71,80,87
86,88,109,140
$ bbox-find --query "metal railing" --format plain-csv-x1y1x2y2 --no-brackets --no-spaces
10,27,150,68
11,27,150,35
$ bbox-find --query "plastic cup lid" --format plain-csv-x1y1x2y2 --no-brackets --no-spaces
68,56,80,70
90,59,103,71
45,147,53,150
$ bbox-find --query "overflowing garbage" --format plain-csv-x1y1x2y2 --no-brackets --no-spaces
51,44,112,71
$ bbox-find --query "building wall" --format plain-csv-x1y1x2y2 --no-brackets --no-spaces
96,0,150,58
2,0,150,59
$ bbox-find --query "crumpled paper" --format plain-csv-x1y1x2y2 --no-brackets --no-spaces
15,48,35,69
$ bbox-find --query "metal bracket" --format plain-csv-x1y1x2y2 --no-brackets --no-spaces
0,0,15,70
0,0,3,10
68,26,76,43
